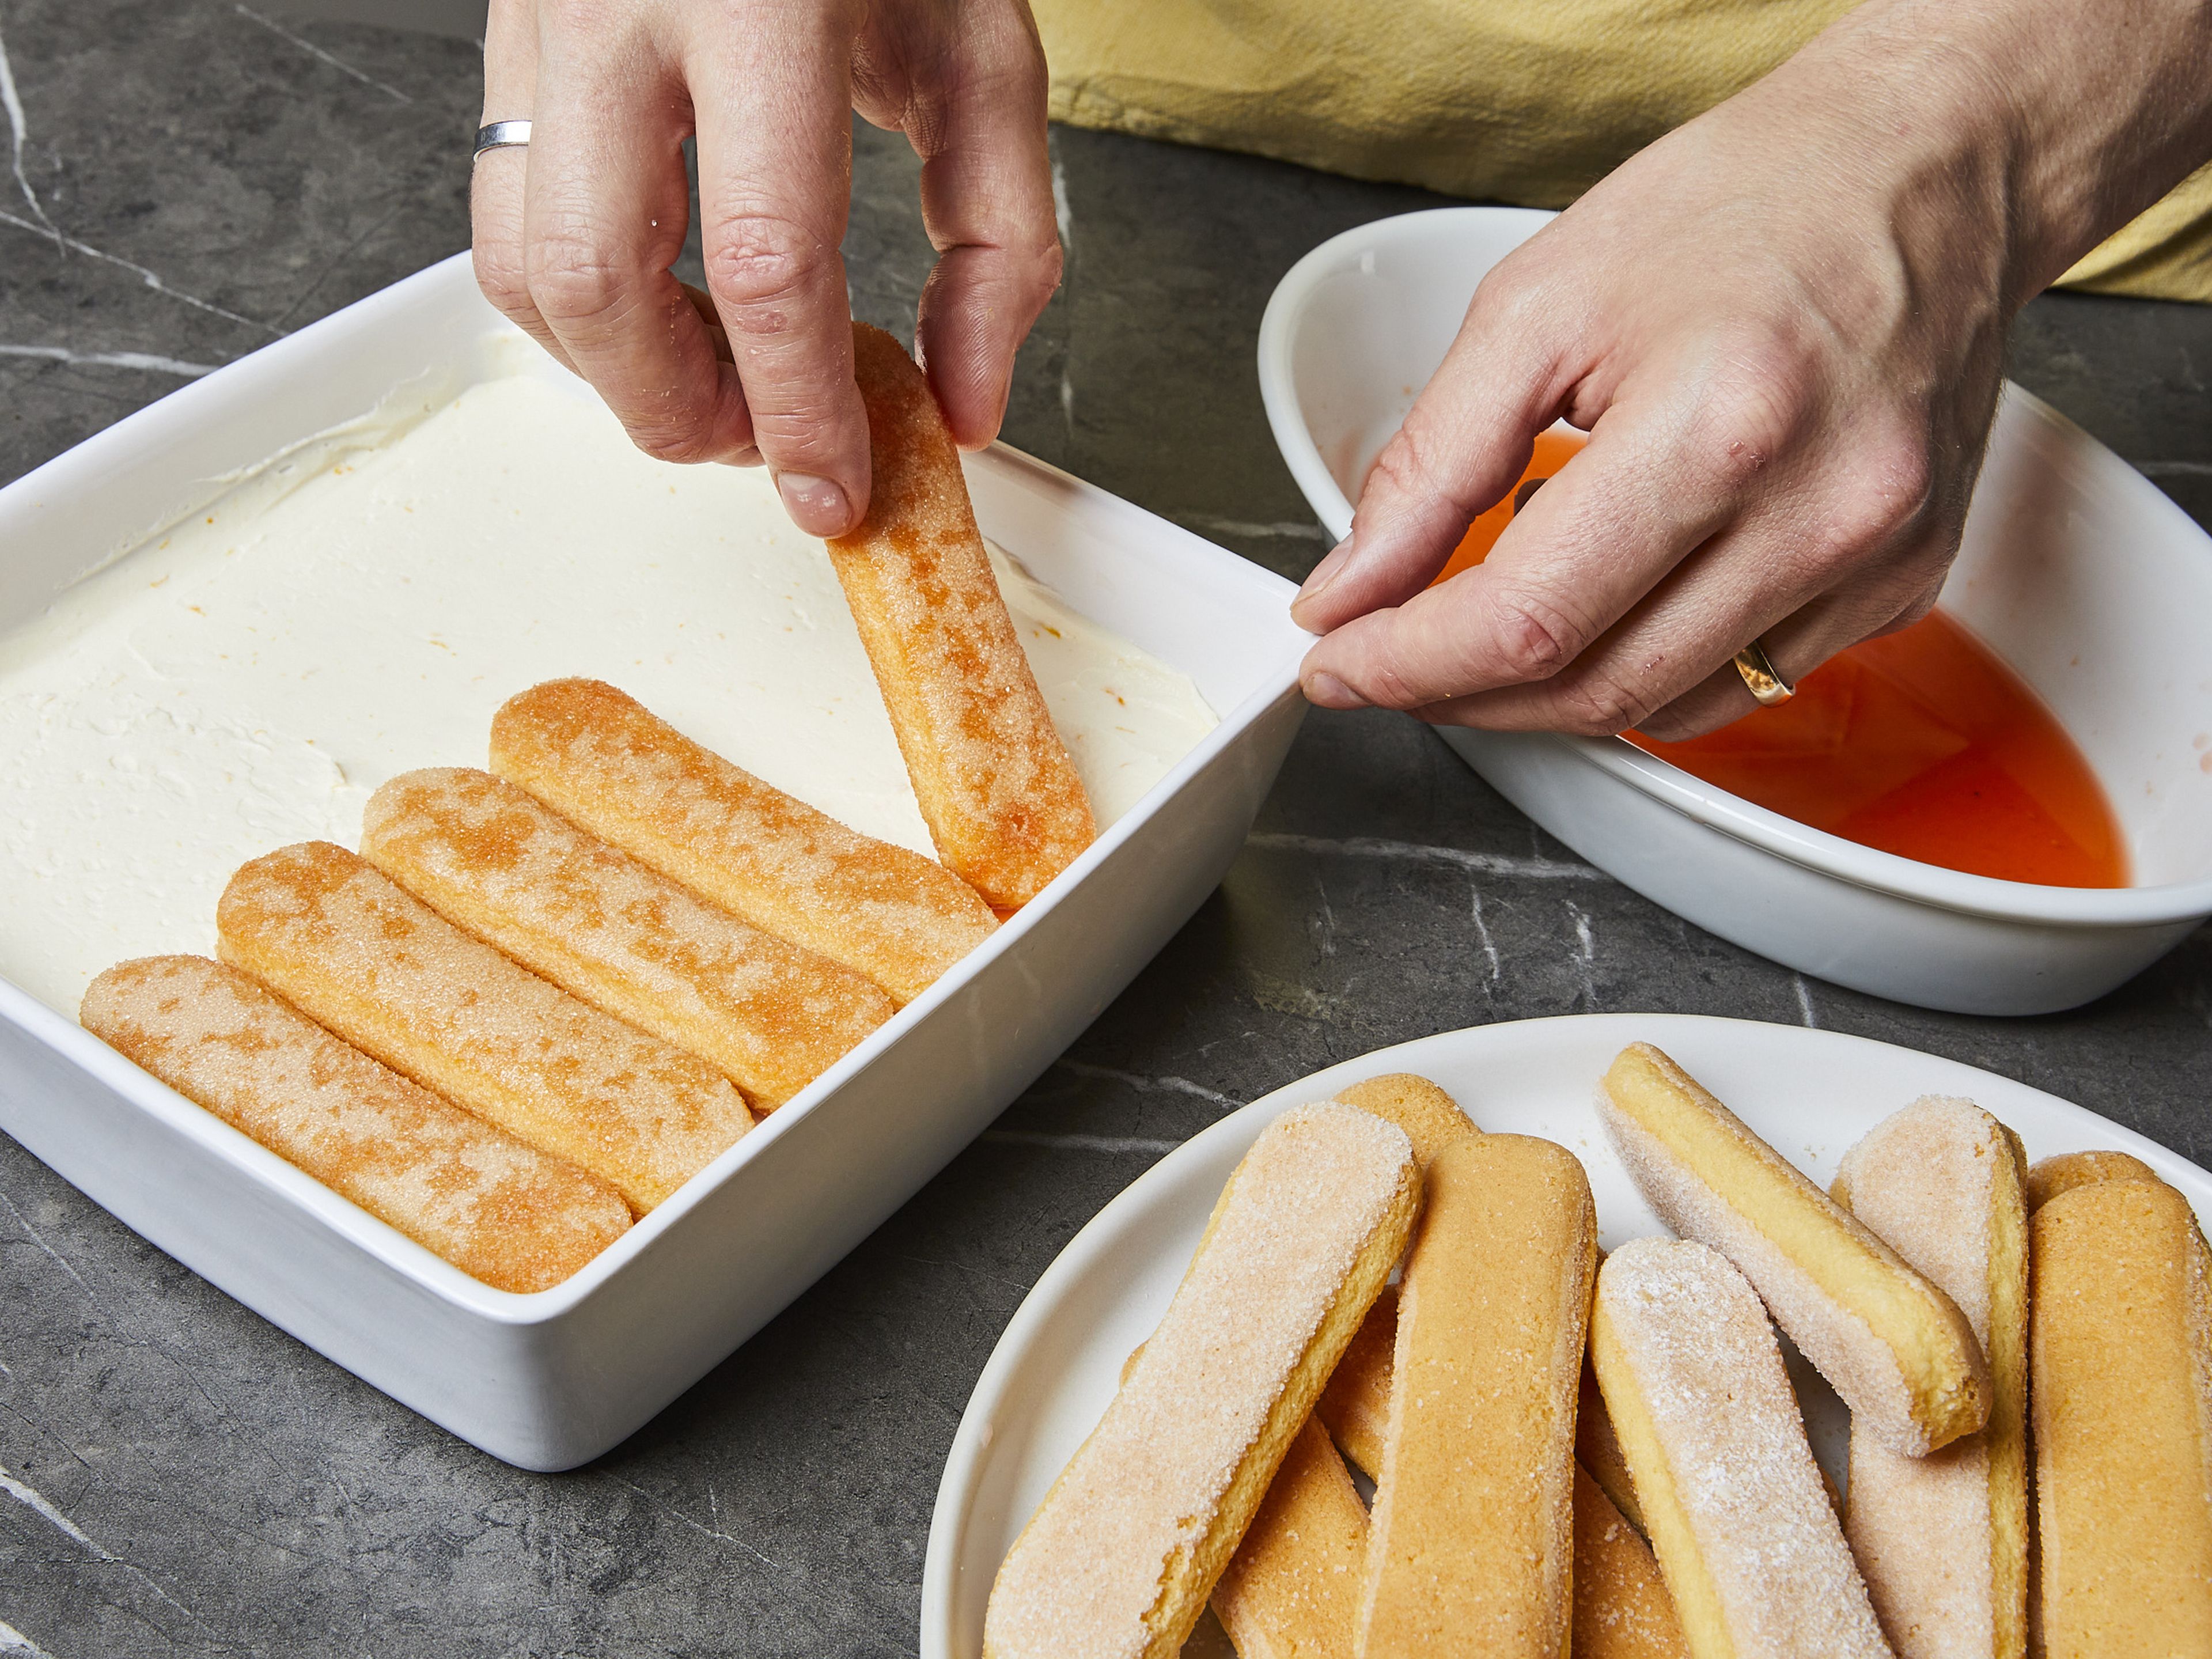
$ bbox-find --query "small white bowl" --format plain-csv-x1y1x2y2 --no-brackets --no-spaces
1259,207,2212,1015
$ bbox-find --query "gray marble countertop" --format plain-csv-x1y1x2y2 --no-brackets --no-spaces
3,5,2210,1655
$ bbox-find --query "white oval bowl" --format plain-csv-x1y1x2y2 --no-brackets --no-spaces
921,1013,2212,1658
1257,207,2212,1015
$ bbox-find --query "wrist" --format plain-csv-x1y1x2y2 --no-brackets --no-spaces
1762,0,2212,306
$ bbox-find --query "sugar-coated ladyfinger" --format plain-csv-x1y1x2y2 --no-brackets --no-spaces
218,842,751,1214
828,324,1096,910
1591,1238,1894,1659
1358,1134,1596,1659
983,1104,1419,1659
81,956,631,1291
1211,1415,1368,1659
1832,1097,2029,1659
1599,1042,1988,1456
491,679,997,1005
361,767,895,1109
1573,1462,1690,1659
2024,1148,2158,1213
2031,1176,2212,1656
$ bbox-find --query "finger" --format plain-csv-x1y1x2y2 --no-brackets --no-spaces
1298,396,1763,713
1632,563,1947,741
1420,514,1945,737
1289,278,1564,635
902,5,1062,448
689,6,871,536
1297,329,1853,714
679,281,734,365
524,18,755,466
679,279,764,466
471,0,573,372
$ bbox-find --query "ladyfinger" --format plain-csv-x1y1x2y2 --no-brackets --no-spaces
218,842,751,1214
1591,1238,1893,1659
1573,1462,1690,1659
1315,1282,1395,1479
2031,1176,2212,1656
1332,1071,1477,1168
1211,1415,1368,1659
1599,1042,1988,1456
2024,1147,2157,1213
1831,1097,2029,1659
1315,1071,1478,1474
490,678,995,1005
828,323,1096,910
361,767,895,1109
1359,1134,1596,1659
81,955,630,1292
983,1103,1419,1659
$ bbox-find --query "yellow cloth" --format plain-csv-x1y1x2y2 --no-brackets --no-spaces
1035,0,2212,304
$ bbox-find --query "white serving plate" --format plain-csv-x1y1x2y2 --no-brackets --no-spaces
921,1013,2212,1659
1257,207,2212,1015
0,252,1310,1471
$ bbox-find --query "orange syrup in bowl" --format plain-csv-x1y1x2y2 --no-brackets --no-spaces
1431,434,2128,888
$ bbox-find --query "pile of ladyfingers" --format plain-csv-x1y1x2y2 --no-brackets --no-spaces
79,325,1097,1294
985,1044,2212,1659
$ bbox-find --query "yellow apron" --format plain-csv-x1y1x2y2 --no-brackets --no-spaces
1035,0,2212,303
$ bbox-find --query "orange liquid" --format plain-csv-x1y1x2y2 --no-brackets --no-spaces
1431,435,2127,888
1434,429,1590,582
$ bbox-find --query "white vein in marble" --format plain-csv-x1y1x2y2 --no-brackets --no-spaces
0,344,215,376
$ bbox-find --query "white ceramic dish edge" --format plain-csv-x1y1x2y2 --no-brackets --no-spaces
0,252,1312,1469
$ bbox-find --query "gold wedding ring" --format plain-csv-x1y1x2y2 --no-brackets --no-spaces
1732,637,1795,706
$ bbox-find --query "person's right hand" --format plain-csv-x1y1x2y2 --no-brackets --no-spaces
471,0,1063,538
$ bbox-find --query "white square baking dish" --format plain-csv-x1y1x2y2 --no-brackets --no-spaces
0,252,1309,1470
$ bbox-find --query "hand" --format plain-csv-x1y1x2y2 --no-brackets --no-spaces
1290,0,2212,740
471,0,1062,537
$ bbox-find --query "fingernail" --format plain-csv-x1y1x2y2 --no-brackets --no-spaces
1290,538,1356,630
777,472,853,537
1303,671,1369,710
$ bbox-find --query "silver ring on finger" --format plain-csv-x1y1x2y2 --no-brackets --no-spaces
1732,635,1796,707
473,120,532,158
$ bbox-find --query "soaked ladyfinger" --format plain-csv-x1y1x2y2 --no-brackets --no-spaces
81,956,630,1291
828,323,1096,910
983,1104,1419,1659
490,678,995,1005
362,767,895,1109
1599,1042,1988,1455
1831,1097,2029,1659
218,841,751,1215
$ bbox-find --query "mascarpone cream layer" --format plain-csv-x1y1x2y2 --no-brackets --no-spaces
0,362,1218,1016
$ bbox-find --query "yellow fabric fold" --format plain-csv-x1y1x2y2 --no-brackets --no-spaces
1035,0,2212,304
